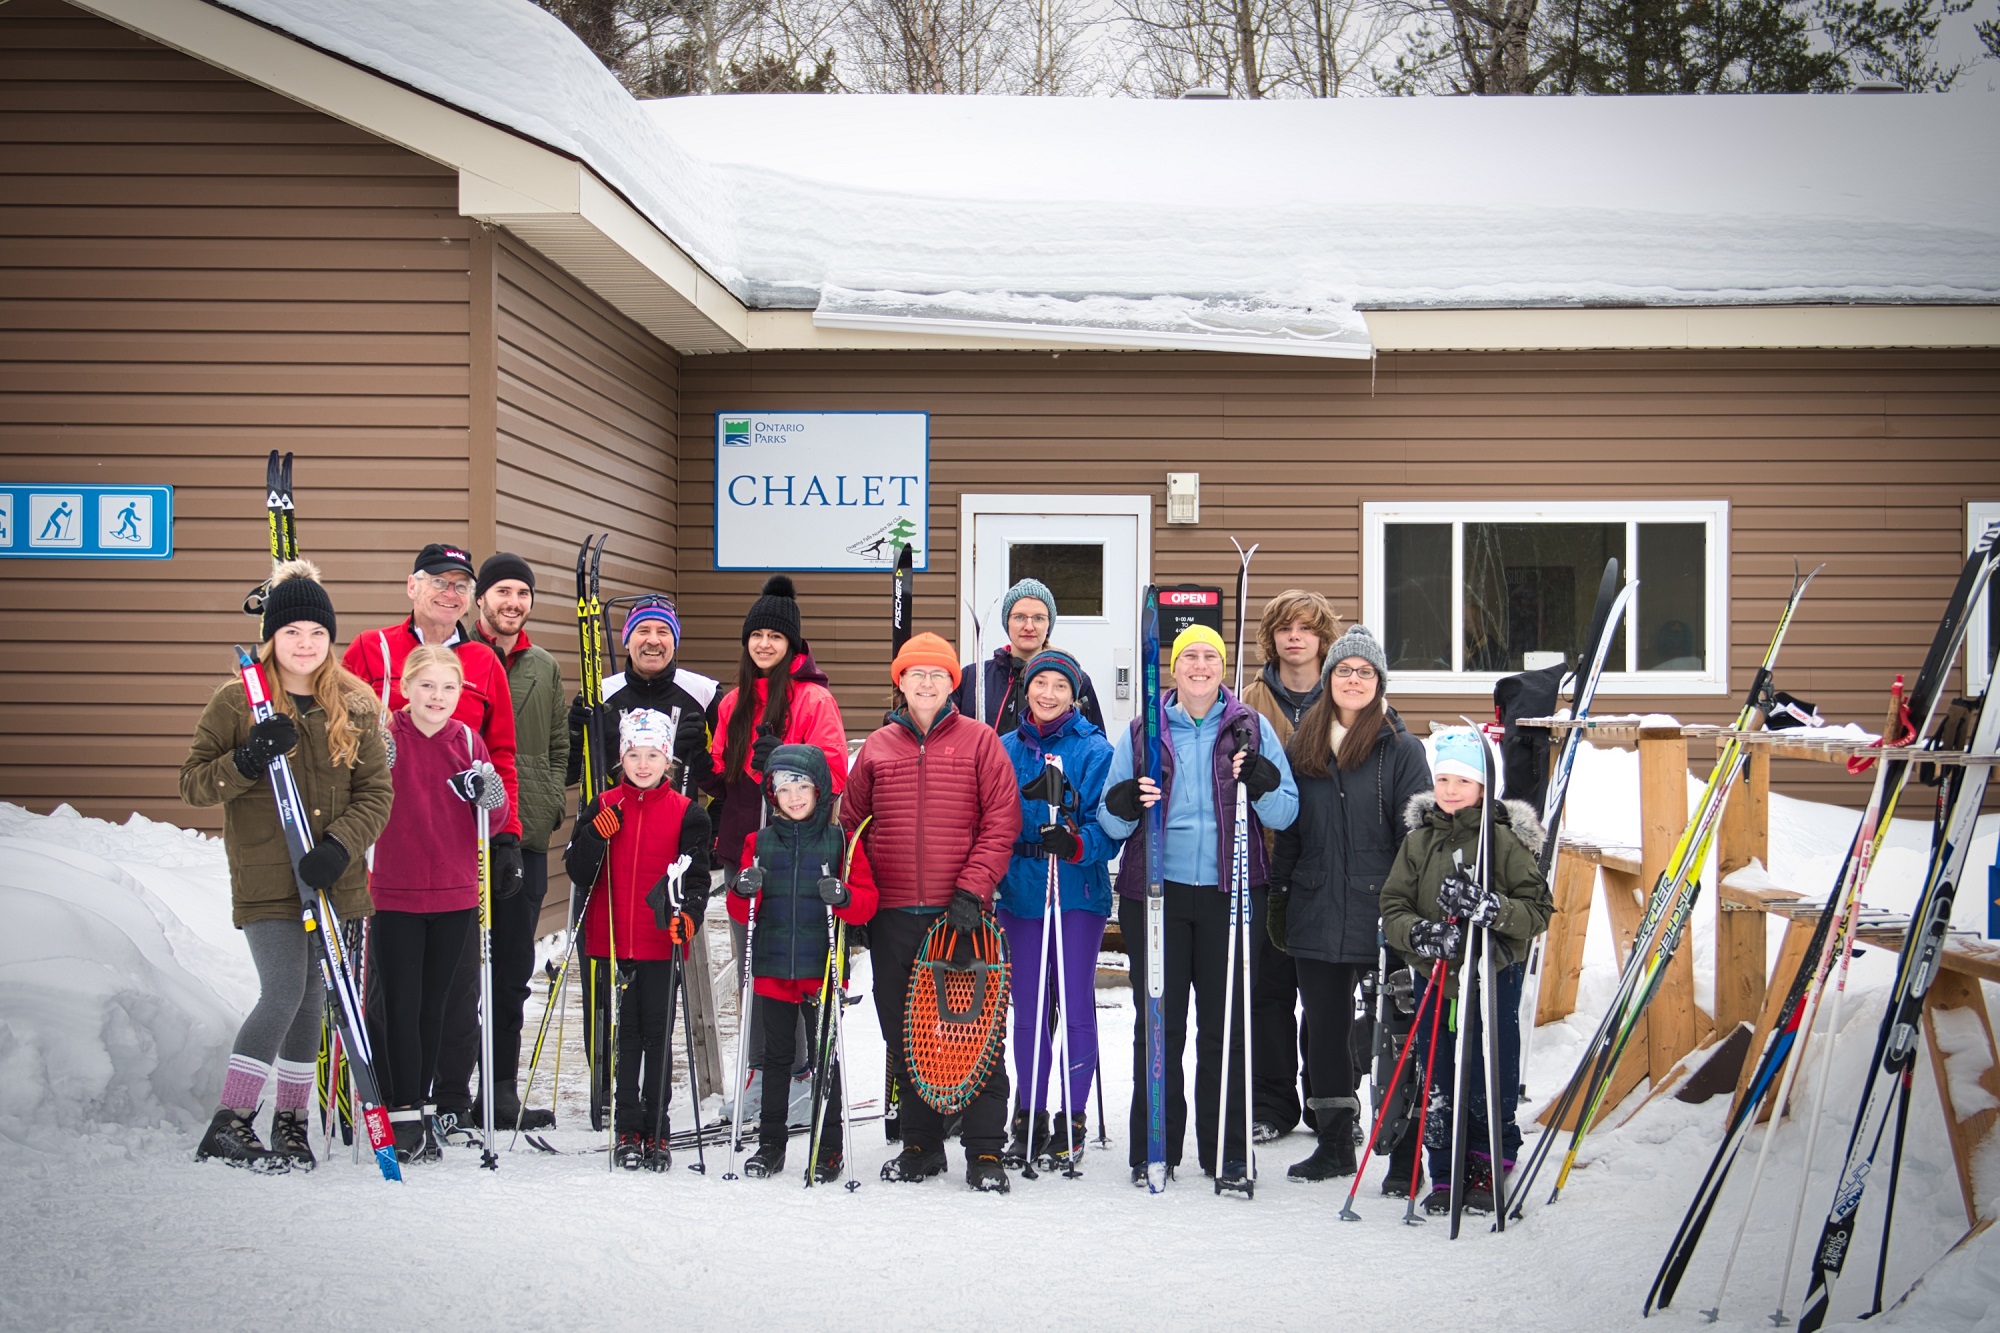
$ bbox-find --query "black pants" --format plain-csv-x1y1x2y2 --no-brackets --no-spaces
1251,886,1313,1132
867,909,1009,1156
755,991,839,1155
1413,959,1526,1176
436,849,548,1102
1294,957,1364,1132
591,956,677,1136
1119,882,1263,1173
367,907,473,1110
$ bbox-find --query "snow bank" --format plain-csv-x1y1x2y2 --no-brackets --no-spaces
209,2,2000,318
0,805,245,1158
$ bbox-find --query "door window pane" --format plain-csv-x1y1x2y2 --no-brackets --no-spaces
1383,523,1452,671
1010,543,1103,617
1637,523,1707,671
1463,523,1626,673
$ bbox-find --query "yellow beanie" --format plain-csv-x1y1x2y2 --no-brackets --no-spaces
1170,623,1227,669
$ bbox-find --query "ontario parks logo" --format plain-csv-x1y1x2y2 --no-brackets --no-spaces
722,417,751,447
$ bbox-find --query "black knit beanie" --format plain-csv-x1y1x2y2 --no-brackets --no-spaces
742,574,803,647
261,560,337,642
475,551,535,601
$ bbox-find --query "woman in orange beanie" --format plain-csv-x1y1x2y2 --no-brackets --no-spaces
843,631,1022,1192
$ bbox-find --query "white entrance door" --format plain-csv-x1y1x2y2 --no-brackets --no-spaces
961,496,1151,735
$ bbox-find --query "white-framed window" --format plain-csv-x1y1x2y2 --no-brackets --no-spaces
1362,500,1730,696
1969,503,2000,695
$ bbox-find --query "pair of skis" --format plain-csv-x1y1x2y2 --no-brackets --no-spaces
1511,561,1823,1219
1647,525,2000,1325
1447,721,1510,1236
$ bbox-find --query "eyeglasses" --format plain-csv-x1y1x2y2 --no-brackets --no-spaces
1331,664,1377,680
901,669,954,685
1008,613,1050,627
420,575,472,595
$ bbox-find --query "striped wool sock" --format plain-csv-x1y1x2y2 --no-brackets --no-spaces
219,1053,272,1113
273,1059,314,1112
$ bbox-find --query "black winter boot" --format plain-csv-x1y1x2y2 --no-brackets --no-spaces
613,1131,648,1170
643,1135,672,1174
880,1143,948,1182
1287,1099,1360,1181
269,1108,317,1171
966,1152,1011,1194
1039,1113,1088,1171
196,1108,288,1173
1002,1108,1047,1169
744,1138,787,1179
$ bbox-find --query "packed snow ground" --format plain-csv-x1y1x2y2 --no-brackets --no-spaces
3,744,1999,1331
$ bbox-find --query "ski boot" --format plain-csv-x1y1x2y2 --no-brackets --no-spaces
613,1131,648,1170
1215,1159,1255,1197
880,1143,948,1183
1287,1100,1359,1181
812,1148,844,1185
410,1107,443,1163
1462,1153,1497,1214
1421,1185,1453,1216
743,1138,787,1179
268,1108,317,1172
1002,1108,1047,1170
966,1152,1011,1194
1037,1113,1088,1173
195,1108,289,1173
643,1136,672,1174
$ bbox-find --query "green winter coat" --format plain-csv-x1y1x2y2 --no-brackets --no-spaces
1380,793,1553,983
481,630,569,855
180,678,392,929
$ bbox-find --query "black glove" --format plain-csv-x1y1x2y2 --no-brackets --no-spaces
568,697,593,745
446,761,506,811
1408,919,1462,960
818,874,850,908
1239,750,1282,800
1020,764,1068,808
734,865,765,897
750,733,781,775
233,714,298,779
1266,886,1289,950
1038,822,1082,863
1104,777,1144,823
675,710,711,782
490,832,524,901
1437,874,1501,927
297,836,348,891
947,888,984,933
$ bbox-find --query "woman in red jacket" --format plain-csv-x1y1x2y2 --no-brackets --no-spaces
566,709,712,1171
842,632,1021,1192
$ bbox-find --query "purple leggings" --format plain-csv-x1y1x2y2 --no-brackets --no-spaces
997,907,1108,1114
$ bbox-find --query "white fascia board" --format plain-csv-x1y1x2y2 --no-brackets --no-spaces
1366,304,2000,352
78,0,745,350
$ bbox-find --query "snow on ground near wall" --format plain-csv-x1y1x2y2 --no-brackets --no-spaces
210,2,2000,312
2,750,1999,1329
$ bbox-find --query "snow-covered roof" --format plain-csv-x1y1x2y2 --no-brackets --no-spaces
203,0,2000,355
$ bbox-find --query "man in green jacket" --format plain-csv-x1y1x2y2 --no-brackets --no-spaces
435,553,569,1131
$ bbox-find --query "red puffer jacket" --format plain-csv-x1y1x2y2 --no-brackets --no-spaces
841,706,1020,910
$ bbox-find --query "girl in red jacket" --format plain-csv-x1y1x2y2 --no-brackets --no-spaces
565,708,712,1171
727,743,876,1183
369,646,511,1164
842,632,1021,1192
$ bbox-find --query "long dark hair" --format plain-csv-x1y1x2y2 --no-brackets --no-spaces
1286,672,1388,779
722,641,793,778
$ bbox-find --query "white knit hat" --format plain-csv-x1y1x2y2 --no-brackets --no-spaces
619,708,673,754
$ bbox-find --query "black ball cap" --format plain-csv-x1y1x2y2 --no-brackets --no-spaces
413,543,475,577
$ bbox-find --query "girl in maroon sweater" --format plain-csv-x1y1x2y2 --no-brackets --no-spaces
368,646,510,1163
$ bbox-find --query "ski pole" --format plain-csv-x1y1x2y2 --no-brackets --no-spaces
1046,756,1080,1176
806,864,840,1189
1021,865,1057,1182
678,937,707,1175
724,859,760,1180
1405,959,1448,1224
830,919,859,1191
1343,959,1447,1221
476,796,498,1171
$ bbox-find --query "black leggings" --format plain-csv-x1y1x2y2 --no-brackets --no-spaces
754,991,839,1154
593,957,677,1136
1294,957,1365,1126
368,908,473,1110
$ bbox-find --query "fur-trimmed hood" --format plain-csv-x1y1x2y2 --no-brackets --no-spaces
1401,791,1546,859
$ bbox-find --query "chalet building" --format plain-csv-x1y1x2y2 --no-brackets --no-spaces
5,0,1999,824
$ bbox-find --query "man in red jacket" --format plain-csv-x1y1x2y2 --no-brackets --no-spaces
346,544,524,1124
843,631,1021,1192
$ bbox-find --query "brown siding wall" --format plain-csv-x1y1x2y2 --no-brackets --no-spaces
678,348,2000,805
0,2,473,824
490,231,681,702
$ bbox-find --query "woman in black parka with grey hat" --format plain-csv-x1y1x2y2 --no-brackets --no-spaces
1266,625,1432,1182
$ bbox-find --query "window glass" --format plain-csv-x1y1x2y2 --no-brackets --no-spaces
1009,543,1103,617
1462,523,1626,673
1637,523,1707,670
1382,523,1452,671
